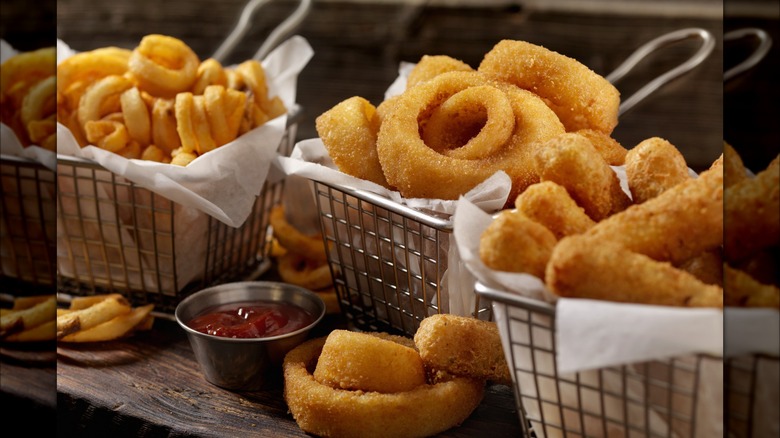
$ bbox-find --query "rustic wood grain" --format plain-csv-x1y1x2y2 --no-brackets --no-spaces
56,317,523,437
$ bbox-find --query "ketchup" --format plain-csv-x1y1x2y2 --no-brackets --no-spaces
187,301,314,339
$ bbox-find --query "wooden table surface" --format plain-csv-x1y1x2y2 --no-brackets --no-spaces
55,314,523,437
3,0,777,436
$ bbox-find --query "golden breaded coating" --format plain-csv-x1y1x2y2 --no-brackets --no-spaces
724,154,780,263
313,330,426,394
514,181,595,239
676,248,724,287
315,96,390,188
582,163,723,265
546,236,723,307
406,55,473,89
574,128,628,166
414,314,511,385
625,137,690,204
723,142,747,188
534,133,631,221
724,264,780,309
479,210,556,277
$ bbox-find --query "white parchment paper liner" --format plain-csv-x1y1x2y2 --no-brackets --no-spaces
453,173,726,437
276,138,511,317
1,40,57,284
56,36,313,227
55,36,312,293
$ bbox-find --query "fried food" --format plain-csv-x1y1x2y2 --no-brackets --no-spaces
533,132,631,221
377,71,564,201
625,137,690,204
723,142,747,188
57,35,284,164
270,205,337,313
406,54,473,89
284,336,485,438
546,236,723,307
723,154,779,263
56,294,154,342
677,248,724,287
574,128,628,166
582,163,723,265
0,295,56,340
478,39,620,134
1,46,56,150
414,314,511,385
513,181,595,240
479,210,556,277
724,264,780,309
313,330,426,393
315,96,390,187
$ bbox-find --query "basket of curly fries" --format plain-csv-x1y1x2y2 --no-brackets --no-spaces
1,41,58,290
55,34,312,313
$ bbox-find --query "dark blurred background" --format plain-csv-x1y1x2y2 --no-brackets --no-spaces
56,0,727,171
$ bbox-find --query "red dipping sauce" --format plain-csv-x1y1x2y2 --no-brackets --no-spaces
186,301,314,339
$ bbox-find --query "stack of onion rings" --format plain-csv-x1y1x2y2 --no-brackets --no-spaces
284,335,485,438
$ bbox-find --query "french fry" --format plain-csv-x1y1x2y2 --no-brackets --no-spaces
56,295,132,340
68,293,124,311
11,295,53,310
0,296,57,338
3,320,56,342
60,304,154,343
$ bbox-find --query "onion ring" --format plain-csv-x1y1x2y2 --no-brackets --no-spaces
203,84,243,146
1,47,56,101
479,39,620,134
377,71,565,201
420,85,514,160
414,314,511,385
283,336,485,438
128,34,199,98
20,75,56,127
120,87,152,146
270,205,327,263
406,54,473,89
277,252,333,291
313,330,426,393
315,96,390,188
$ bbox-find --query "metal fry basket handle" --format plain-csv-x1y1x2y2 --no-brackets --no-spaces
723,27,772,82
211,0,312,63
607,28,715,116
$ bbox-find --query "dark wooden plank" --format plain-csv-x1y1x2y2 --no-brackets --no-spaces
55,317,522,437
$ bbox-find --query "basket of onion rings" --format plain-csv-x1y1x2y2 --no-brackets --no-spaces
1,41,58,291
278,29,718,338
54,33,313,313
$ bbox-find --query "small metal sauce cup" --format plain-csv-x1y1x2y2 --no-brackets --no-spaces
175,281,325,391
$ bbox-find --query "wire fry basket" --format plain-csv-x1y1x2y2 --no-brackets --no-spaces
57,112,299,314
725,353,780,437
311,181,492,337
475,282,723,438
0,155,57,293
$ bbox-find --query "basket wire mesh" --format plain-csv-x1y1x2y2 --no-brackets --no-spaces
725,353,779,437
475,282,719,438
311,180,491,337
56,116,298,314
0,155,57,293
